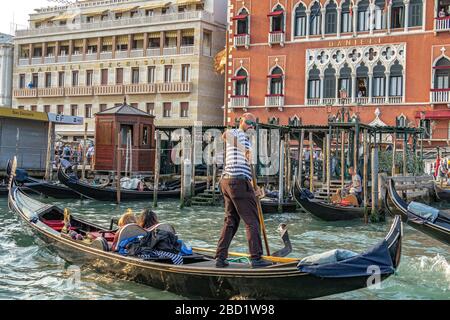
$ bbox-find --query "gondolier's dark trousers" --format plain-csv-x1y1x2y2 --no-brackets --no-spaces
216,178,263,261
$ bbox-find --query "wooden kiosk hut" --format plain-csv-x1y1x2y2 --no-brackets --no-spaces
94,102,155,174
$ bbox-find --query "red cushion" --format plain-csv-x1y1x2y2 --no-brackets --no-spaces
42,220,77,232
89,231,116,242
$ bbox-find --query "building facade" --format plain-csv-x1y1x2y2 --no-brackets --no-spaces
0,33,14,107
13,0,226,141
226,0,450,147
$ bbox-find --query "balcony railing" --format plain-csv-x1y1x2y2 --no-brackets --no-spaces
115,51,128,59
31,57,42,65
38,87,64,97
100,52,113,60
234,34,250,48
18,58,29,66
372,97,386,104
157,82,192,93
130,49,143,58
307,98,321,105
388,96,403,104
71,54,83,62
268,31,285,46
163,47,177,56
58,55,69,63
180,46,194,55
230,96,249,110
435,17,450,32
13,88,37,98
44,56,56,64
147,48,161,57
85,53,97,61
15,11,213,37
355,97,369,105
431,88,450,103
265,95,285,110
323,98,336,105
305,96,403,106
65,86,93,96
338,98,352,105
94,85,124,95
125,83,156,94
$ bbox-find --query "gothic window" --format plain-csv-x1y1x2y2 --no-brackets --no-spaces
409,0,423,27
391,0,405,29
373,62,386,97
396,115,407,138
270,5,285,32
341,0,353,33
233,68,248,96
325,1,338,34
324,65,336,98
338,64,352,97
290,116,301,126
310,2,322,35
357,0,370,31
356,64,369,97
294,4,307,36
269,67,284,95
434,57,450,89
389,61,403,96
268,117,279,125
236,8,249,35
308,66,321,98
374,0,387,30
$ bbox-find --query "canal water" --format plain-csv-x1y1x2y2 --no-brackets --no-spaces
0,196,448,300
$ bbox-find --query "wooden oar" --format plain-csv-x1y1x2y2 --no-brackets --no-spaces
192,247,299,264
251,165,271,257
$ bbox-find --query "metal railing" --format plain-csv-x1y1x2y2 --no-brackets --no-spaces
230,96,249,109
265,95,284,108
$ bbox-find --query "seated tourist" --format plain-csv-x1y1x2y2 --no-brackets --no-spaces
137,208,176,234
111,210,137,251
346,166,362,205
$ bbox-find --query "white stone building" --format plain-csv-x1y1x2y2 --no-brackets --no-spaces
0,33,14,107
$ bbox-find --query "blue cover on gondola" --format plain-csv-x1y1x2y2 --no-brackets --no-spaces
299,189,315,200
297,240,395,278
15,169,29,183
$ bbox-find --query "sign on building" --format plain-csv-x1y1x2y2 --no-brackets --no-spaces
48,113,84,125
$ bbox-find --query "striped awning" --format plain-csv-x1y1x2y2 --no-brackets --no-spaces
87,38,98,46
165,30,178,37
148,32,161,39
31,16,55,24
181,29,194,37
83,9,108,16
176,0,203,5
134,34,144,41
51,13,78,21
60,40,70,46
46,42,57,47
117,35,129,45
111,6,139,13
140,1,172,10
102,37,113,46
73,39,84,47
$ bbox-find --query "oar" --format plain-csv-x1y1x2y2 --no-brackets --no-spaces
192,247,298,264
251,165,271,257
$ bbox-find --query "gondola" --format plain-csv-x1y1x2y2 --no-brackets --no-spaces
386,179,450,245
434,184,450,202
8,175,403,300
58,167,207,201
260,198,298,214
293,183,365,221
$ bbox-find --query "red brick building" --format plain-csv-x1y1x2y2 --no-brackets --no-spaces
225,0,450,147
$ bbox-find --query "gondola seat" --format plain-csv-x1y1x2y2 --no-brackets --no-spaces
42,219,77,232
88,231,116,242
90,237,110,252
116,224,148,247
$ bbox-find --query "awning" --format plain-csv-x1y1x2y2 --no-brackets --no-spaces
134,34,144,41
83,9,108,16
231,75,247,81
46,42,56,47
87,38,98,46
60,41,70,46
117,36,129,45
102,37,113,46
51,13,78,22
267,10,284,17
140,1,172,10
165,30,178,37
149,32,161,39
111,6,139,14
433,66,450,70
176,0,203,5
31,16,55,24
267,74,283,79
415,110,450,119
181,29,195,37
232,14,248,21
73,39,84,47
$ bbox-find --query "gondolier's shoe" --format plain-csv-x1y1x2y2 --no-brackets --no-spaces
251,258,273,268
215,258,229,268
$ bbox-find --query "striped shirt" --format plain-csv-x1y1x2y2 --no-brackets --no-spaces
223,129,252,181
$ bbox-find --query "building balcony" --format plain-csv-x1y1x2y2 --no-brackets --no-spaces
71,54,83,62
163,47,177,56
94,85,124,95
388,96,403,104
431,88,450,104
100,52,113,60
268,31,285,46
306,96,403,106
65,86,93,96
38,87,64,97
265,95,284,110
307,98,320,105
115,51,128,59
13,88,38,98
18,58,29,66
234,34,250,48
372,97,386,104
125,83,156,95
58,55,69,63
157,82,192,94
435,17,450,32
15,10,213,37
44,56,56,64
147,48,161,57
31,57,42,65
180,46,194,55
355,97,369,105
230,95,249,111
130,49,143,58
85,53,98,61
323,98,336,105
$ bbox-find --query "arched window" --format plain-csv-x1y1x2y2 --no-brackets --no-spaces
434,57,450,89
235,8,249,35
338,64,352,97
373,62,386,97
356,63,369,97
324,65,336,98
389,61,403,96
308,66,321,98
269,66,284,95
270,5,285,33
341,0,353,33
268,117,279,125
409,0,423,27
391,0,405,29
233,68,248,96
374,0,387,30
325,1,338,34
294,3,307,36
310,2,322,35
290,116,301,126
396,115,407,127
357,0,370,31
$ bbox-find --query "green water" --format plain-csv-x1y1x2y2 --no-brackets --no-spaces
0,196,448,300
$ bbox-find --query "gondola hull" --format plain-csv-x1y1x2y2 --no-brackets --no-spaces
9,185,402,300
387,179,450,245
434,185,450,202
260,199,298,214
293,184,365,221
24,179,84,199
58,168,207,202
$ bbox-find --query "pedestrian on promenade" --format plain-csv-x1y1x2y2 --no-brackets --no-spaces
215,113,272,269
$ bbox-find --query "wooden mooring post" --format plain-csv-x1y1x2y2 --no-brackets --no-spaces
279,141,285,213
371,146,379,218
116,132,121,205
153,130,161,208
44,121,54,181
81,122,88,181
363,129,369,224
392,132,397,177
309,132,314,193
340,130,345,190
297,129,305,188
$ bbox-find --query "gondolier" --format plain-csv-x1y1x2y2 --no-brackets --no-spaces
215,113,272,269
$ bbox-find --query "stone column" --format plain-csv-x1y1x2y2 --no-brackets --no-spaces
402,69,406,103
42,42,46,64
97,37,101,60
369,3,375,34
404,0,410,32
68,39,73,62
351,72,357,103
177,30,182,54
55,41,59,63
321,8,326,38
353,5,358,36
143,32,148,57
385,71,390,103
112,35,116,59
306,10,311,39
160,31,165,56
128,34,133,58
368,72,373,103
28,43,33,65
320,74,325,104
335,74,340,104
337,7,342,38
82,38,87,60
387,4,392,34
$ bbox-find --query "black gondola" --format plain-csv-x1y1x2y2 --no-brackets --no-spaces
8,177,403,300
386,179,450,246
293,183,365,221
434,184,450,202
260,198,298,214
58,167,207,201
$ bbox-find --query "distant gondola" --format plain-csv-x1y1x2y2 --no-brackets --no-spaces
8,175,403,299
293,183,365,221
386,179,450,246
434,184,450,202
58,167,207,201
260,198,298,214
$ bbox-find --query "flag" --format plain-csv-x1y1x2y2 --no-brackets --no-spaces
214,47,227,75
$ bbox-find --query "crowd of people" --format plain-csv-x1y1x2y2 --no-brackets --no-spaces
432,155,450,186
54,142,95,167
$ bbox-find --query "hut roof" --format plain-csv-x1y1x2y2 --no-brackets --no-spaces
96,104,153,117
